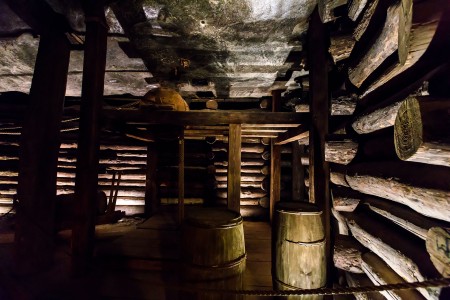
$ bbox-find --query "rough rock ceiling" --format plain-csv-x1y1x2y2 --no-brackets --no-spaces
0,0,316,98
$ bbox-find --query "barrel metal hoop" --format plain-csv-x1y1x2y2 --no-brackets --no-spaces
276,210,322,216
285,238,326,245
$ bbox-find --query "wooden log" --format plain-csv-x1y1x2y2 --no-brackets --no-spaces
227,124,241,214
13,30,70,273
332,187,361,212
348,0,368,21
215,174,265,182
240,205,269,220
329,33,356,63
361,252,426,300
295,95,357,116
325,137,358,165
205,99,218,110
346,161,450,222
363,196,450,241
353,0,380,41
270,90,282,222
334,235,366,274
344,208,442,300
425,227,450,277
345,272,386,300
394,97,450,167
300,154,309,166
348,1,411,88
362,0,446,97
352,98,405,134
212,143,265,154
214,159,264,167
216,188,267,199
214,166,268,175
330,164,350,187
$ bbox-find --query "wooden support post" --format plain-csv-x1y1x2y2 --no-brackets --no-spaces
178,131,185,223
14,32,70,274
292,143,305,201
270,90,282,221
227,124,241,213
71,2,108,275
144,143,158,217
308,8,332,287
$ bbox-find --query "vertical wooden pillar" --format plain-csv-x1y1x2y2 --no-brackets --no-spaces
270,90,282,221
308,8,332,287
227,124,241,213
144,143,158,217
292,143,305,201
71,2,108,275
14,32,70,273
178,131,185,223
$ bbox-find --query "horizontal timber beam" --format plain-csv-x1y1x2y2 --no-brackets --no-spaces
104,110,308,126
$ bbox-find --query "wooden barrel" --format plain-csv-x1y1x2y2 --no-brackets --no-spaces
181,207,246,299
272,202,326,299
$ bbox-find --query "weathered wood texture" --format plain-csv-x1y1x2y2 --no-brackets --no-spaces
330,164,350,187
353,0,379,41
361,252,426,300
362,0,447,97
363,196,450,241
346,161,450,222
348,0,368,21
71,3,108,275
394,97,450,167
294,95,357,116
332,208,349,235
348,1,409,88
270,90,282,222
345,272,386,300
352,98,405,134
329,34,356,63
325,137,358,165
14,31,70,273
332,187,361,212
334,235,366,274
344,208,442,300
227,124,241,213
319,0,348,23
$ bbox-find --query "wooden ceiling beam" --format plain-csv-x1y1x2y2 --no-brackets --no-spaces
105,110,308,126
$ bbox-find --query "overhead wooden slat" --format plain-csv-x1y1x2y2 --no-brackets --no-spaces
274,124,309,145
105,110,307,125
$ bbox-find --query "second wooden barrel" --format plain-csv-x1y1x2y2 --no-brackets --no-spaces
272,202,326,299
182,207,246,299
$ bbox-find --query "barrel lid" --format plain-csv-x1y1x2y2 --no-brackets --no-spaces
185,207,243,228
276,202,321,214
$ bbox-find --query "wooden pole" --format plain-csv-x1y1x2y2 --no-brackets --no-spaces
227,124,241,213
178,131,185,223
144,143,158,217
71,1,108,275
14,32,70,274
270,90,282,221
308,8,331,287
292,143,305,201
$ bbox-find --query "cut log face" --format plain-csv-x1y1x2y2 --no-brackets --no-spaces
334,235,365,273
329,34,356,63
346,162,450,222
361,252,426,300
394,97,450,167
426,227,450,277
348,2,402,88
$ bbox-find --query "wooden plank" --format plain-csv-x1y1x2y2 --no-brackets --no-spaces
308,8,331,286
14,31,70,273
71,2,108,276
144,143,158,217
106,110,307,125
274,124,309,145
227,124,241,213
269,90,282,222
